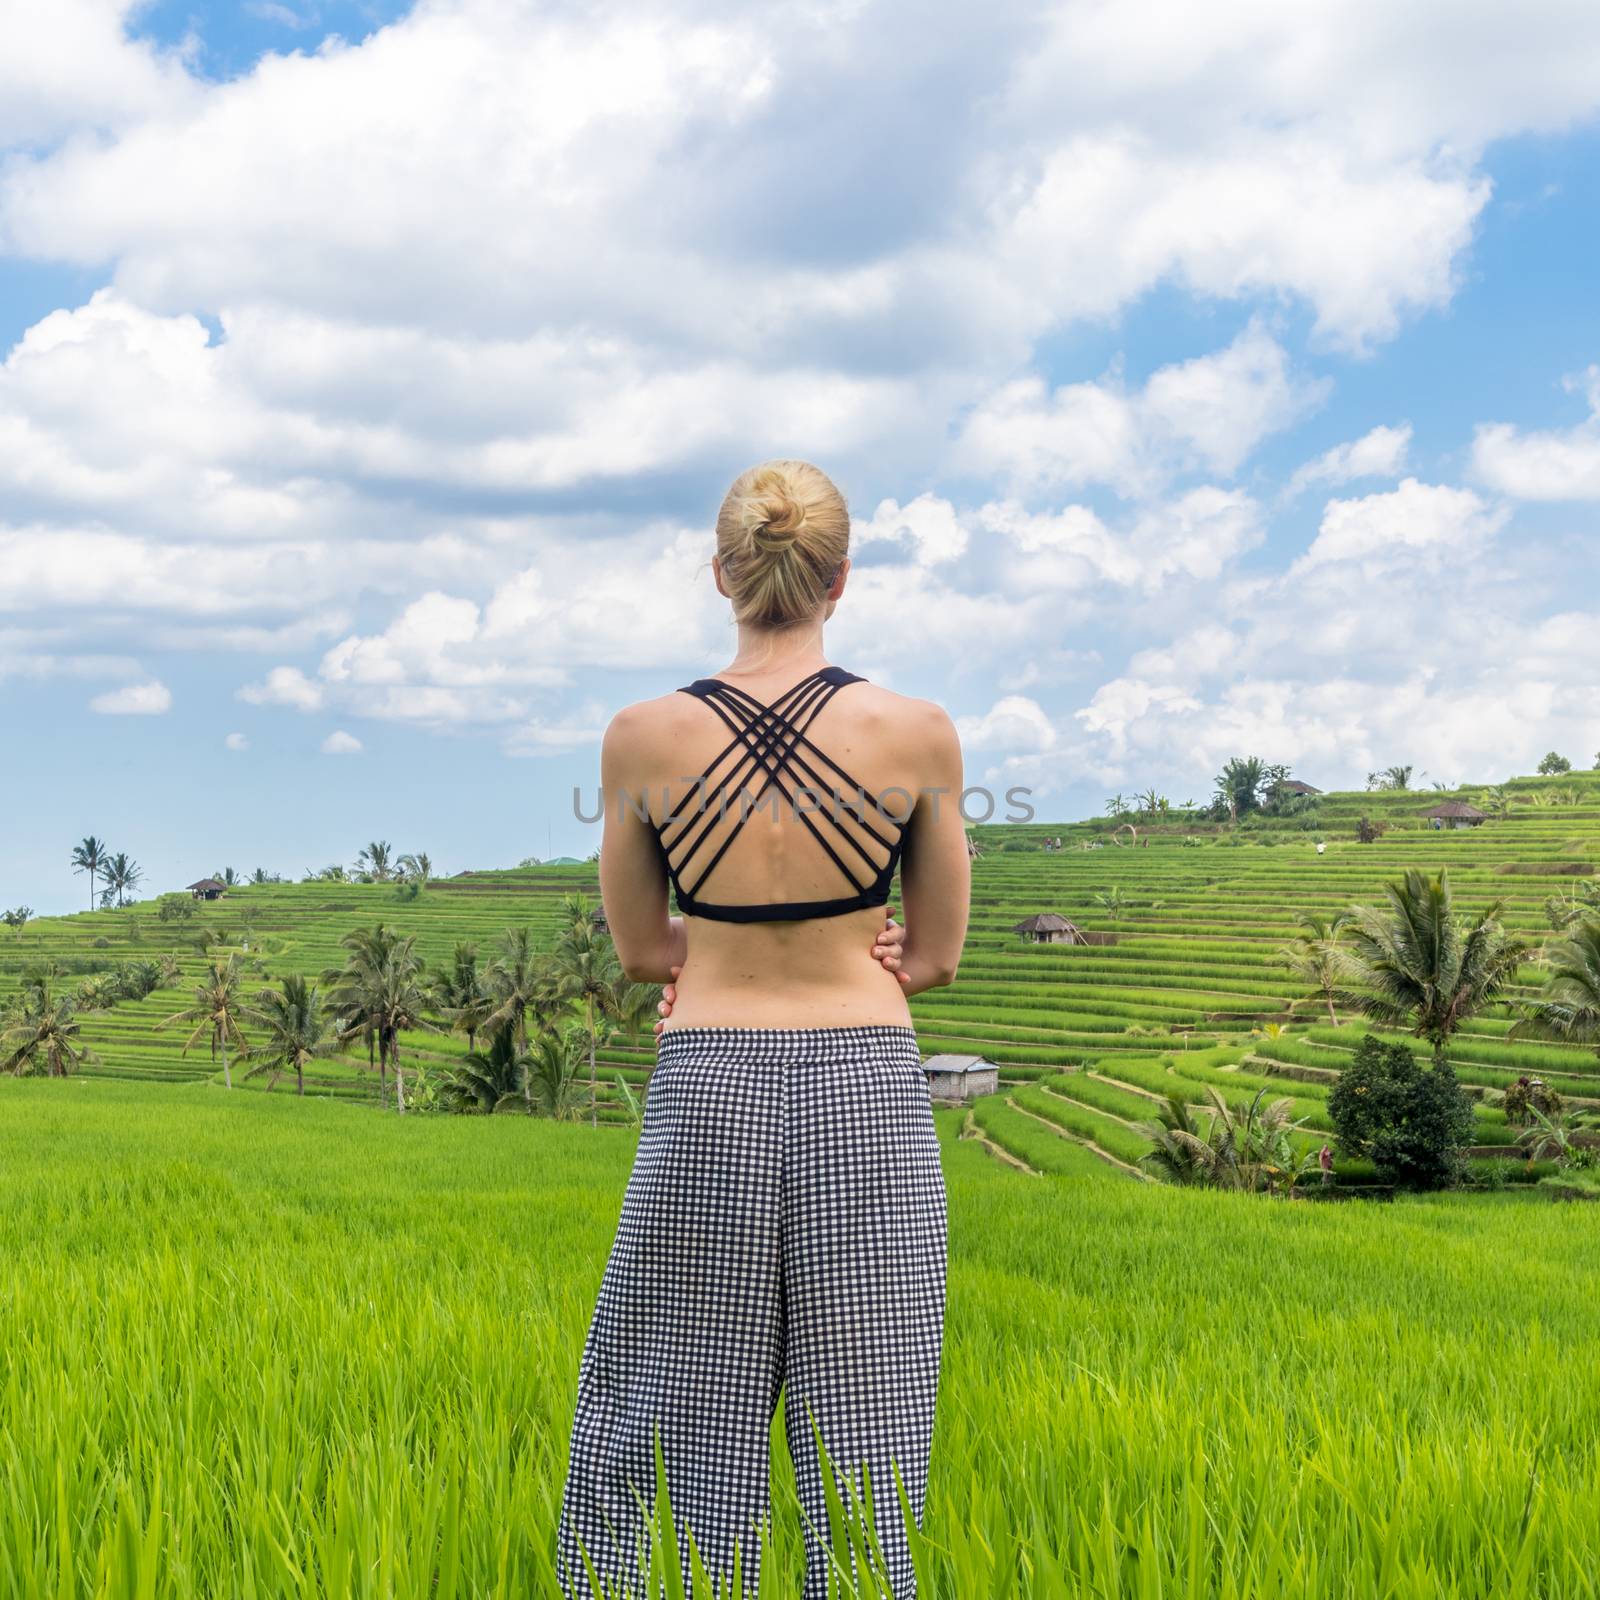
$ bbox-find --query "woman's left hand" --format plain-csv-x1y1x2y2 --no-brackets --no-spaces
652,911,908,1033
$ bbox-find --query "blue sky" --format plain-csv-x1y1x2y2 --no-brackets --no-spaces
5,0,1600,914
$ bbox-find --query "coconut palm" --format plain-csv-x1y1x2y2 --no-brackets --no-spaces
324,923,433,1113
1279,911,1349,1025
1510,920,1600,1059
1336,868,1528,1067
439,1025,528,1114
159,956,250,1090
99,853,143,908
1381,765,1413,791
70,836,109,912
355,841,394,882
604,973,662,1053
524,1024,588,1121
2,978,94,1077
397,852,433,885
484,928,555,1052
1139,1086,1310,1194
243,975,343,1096
548,918,622,1127
431,940,491,1052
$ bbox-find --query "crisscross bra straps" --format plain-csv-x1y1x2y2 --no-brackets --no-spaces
652,665,906,923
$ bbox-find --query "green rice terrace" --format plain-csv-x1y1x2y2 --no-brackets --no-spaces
5,768,1600,1193
4,769,1600,1596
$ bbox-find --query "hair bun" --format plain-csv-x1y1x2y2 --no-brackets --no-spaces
745,490,807,554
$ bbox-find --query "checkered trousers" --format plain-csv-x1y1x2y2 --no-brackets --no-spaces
555,1024,947,1599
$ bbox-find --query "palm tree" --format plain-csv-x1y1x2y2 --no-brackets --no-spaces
548,918,622,1127
1138,1087,1310,1194
100,853,143,908
243,975,343,1095
1337,868,1527,1067
2,978,95,1076
325,924,433,1112
160,956,250,1089
440,1025,528,1113
356,841,394,882
1510,920,1600,1059
1382,765,1413,791
70,836,109,912
1279,911,1349,1025
431,941,491,1052
604,973,662,1053
1212,757,1270,824
398,852,433,885
1103,794,1129,820
484,928,554,1053
525,1025,588,1121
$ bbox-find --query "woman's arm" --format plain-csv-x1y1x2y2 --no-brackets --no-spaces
598,705,687,984
893,704,970,997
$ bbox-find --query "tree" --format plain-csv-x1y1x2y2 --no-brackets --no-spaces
484,928,555,1057
1138,1086,1311,1194
1211,757,1289,824
243,975,343,1096
439,1025,529,1114
70,836,109,912
355,841,394,882
431,941,491,1053
1328,1034,1475,1190
0,907,31,932
1510,919,1600,1059
1381,765,1413,791
398,852,433,885
524,1025,588,1121
159,956,250,1090
1279,911,1348,1025
213,867,241,887
1093,886,1127,922
325,924,433,1113
2,978,95,1077
1537,751,1572,776
1337,868,1526,1068
1355,814,1387,845
549,916,623,1127
100,853,143,908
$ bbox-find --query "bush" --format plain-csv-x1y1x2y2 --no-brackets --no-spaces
1328,1036,1476,1191
1356,815,1387,844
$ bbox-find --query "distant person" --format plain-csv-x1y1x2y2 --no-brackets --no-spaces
556,458,972,1599
1319,1144,1333,1187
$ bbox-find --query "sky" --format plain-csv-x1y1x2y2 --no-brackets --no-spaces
4,0,1600,915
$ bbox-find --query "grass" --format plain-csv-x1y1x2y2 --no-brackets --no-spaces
2,1077,1598,1597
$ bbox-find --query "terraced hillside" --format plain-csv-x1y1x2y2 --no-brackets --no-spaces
6,769,1600,1180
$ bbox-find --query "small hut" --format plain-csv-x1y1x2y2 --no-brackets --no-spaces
187,877,228,902
1011,913,1088,946
922,1054,999,1104
1277,779,1322,797
1424,800,1486,830
591,904,610,936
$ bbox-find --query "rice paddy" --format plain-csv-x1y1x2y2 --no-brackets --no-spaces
3,769,1600,1594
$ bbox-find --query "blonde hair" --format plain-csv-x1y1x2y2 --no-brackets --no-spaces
715,459,850,631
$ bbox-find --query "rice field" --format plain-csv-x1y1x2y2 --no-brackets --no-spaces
2,1077,1597,1598
4,771,1600,1594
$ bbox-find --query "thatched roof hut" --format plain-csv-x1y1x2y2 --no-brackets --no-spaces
1011,913,1088,945
1424,801,1486,829
1277,779,1322,797
187,878,228,901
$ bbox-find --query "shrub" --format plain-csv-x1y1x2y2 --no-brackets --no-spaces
1328,1035,1476,1191
1356,815,1387,844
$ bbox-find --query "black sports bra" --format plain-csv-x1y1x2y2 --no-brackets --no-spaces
650,665,907,923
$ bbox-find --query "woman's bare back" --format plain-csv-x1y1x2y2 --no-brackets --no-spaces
603,662,967,1029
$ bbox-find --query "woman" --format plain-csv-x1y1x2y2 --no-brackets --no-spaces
555,459,971,1598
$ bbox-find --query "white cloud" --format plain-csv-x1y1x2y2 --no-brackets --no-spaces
956,696,1058,752
89,679,171,715
239,666,324,711
1293,478,1507,576
958,320,1326,497
1471,365,1600,500
320,729,363,755
224,731,249,751
853,494,969,565
1286,423,1412,497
